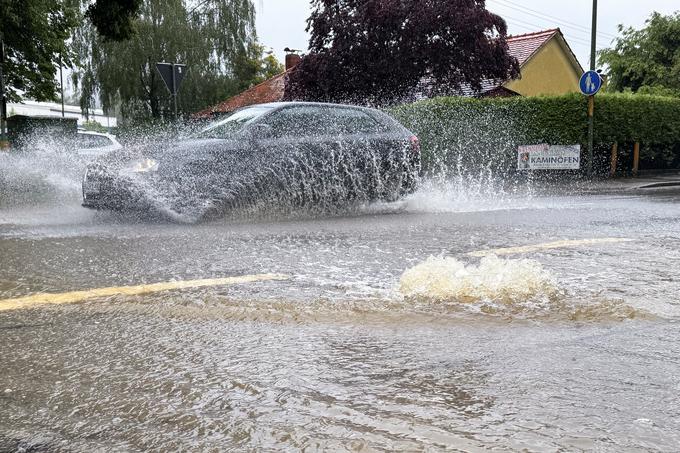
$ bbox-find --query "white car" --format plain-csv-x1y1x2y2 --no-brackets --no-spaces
76,131,123,158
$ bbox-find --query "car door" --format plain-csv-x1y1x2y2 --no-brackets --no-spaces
253,106,343,205
329,106,404,200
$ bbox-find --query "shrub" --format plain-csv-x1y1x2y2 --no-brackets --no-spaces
389,93,680,174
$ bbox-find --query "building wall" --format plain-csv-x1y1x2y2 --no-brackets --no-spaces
504,37,582,96
6,101,117,128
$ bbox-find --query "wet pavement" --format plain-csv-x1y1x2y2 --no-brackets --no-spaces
1,178,680,451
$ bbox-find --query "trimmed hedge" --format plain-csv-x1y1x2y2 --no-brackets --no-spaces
389,93,680,174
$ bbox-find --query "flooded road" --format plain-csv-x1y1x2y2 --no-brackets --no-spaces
1,183,680,451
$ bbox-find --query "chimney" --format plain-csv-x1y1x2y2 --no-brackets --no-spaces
285,53,301,71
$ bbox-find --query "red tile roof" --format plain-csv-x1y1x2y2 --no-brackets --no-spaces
195,28,575,116
506,28,560,66
193,70,289,118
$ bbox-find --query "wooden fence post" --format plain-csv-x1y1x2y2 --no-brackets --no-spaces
610,142,618,177
632,142,640,176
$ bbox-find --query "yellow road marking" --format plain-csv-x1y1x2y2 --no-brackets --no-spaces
0,274,288,312
467,238,632,257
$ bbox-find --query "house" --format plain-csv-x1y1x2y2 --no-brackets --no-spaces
502,28,584,96
195,28,583,118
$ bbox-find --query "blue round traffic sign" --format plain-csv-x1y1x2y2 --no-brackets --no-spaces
579,70,602,96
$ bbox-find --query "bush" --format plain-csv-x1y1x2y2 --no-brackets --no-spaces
389,93,680,175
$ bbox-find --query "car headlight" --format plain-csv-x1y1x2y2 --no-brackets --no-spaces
129,158,159,173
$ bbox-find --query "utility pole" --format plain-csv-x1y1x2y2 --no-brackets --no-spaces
587,0,598,177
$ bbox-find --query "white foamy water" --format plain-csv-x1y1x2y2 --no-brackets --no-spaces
399,254,560,304
0,139,85,207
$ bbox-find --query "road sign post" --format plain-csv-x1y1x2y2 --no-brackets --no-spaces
585,0,598,177
156,62,187,120
580,70,602,177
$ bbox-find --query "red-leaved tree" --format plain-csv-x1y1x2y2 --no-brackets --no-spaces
284,0,520,104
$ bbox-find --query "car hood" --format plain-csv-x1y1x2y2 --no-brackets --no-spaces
95,138,245,170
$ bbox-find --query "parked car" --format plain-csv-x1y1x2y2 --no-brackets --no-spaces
76,130,123,158
82,102,420,218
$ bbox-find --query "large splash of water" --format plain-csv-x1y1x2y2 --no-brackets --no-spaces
0,136,84,207
399,255,560,304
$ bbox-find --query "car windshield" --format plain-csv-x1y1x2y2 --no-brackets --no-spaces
195,106,274,139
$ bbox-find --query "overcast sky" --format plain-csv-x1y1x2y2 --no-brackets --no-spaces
255,0,679,70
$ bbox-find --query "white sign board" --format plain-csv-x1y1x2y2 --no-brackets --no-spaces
517,144,581,170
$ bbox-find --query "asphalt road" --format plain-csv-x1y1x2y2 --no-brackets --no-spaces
1,182,680,451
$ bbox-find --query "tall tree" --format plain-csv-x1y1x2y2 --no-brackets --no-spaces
0,0,79,102
71,0,274,120
284,0,519,104
599,11,680,97
0,0,151,103
85,0,143,41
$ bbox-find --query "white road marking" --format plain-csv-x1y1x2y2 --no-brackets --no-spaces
467,238,633,257
0,274,288,312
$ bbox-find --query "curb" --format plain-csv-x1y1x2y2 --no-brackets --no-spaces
636,181,680,189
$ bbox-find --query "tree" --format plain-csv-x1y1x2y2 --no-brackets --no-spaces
599,12,680,97
284,0,520,104
232,44,285,91
71,0,275,121
85,0,143,41
0,0,79,102
0,0,153,104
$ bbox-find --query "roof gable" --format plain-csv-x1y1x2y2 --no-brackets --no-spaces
507,29,560,66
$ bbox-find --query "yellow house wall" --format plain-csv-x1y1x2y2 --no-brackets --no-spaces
504,38,582,96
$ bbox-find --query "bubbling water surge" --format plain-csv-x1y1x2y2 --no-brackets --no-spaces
400,255,559,304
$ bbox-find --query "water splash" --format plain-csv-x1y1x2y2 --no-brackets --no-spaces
0,136,85,207
399,255,559,304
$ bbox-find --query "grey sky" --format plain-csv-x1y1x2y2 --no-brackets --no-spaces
255,0,679,70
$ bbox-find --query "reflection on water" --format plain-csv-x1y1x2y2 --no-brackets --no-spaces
2,155,680,450
1,303,679,451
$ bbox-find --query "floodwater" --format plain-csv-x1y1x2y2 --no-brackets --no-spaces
1,149,680,451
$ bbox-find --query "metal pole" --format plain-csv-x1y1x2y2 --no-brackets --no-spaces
587,0,598,177
59,54,65,117
172,63,178,120
0,37,7,145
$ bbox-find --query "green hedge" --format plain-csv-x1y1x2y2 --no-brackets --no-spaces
389,93,680,174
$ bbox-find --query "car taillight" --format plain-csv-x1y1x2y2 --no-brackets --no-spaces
409,135,420,153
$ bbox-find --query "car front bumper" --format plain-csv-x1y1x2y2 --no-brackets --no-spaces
81,165,152,211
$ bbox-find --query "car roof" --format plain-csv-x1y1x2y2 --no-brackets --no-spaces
77,130,115,138
251,101,382,114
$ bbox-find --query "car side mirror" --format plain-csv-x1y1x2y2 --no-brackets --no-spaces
247,123,273,139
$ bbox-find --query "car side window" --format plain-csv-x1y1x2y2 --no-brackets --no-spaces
330,108,386,134
262,106,343,138
77,134,113,148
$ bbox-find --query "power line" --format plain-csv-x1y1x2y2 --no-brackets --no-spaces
491,0,618,40
493,0,618,39
501,14,609,48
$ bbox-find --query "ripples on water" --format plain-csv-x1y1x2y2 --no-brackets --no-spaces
1,300,677,452
2,141,680,450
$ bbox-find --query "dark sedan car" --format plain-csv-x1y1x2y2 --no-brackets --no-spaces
82,102,420,218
